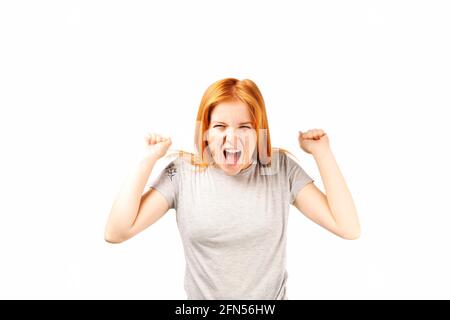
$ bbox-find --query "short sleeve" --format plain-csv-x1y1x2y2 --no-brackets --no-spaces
147,159,180,210
284,152,314,204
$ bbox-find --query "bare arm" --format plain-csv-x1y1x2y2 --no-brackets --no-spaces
104,133,172,243
294,129,360,239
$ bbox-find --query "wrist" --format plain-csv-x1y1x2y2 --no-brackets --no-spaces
138,152,160,166
312,146,332,159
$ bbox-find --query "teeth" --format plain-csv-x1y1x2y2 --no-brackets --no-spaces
224,148,240,153
223,148,242,160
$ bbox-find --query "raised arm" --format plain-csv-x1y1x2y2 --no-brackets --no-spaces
104,133,172,243
293,129,360,240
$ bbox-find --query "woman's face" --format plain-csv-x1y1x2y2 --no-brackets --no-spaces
206,100,257,176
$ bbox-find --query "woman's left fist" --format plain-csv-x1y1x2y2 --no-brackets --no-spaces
299,128,330,155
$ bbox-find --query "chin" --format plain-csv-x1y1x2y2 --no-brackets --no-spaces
215,163,242,175
223,166,242,175
220,158,256,175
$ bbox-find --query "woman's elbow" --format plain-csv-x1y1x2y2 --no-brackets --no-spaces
339,228,361,240
104,229,127,244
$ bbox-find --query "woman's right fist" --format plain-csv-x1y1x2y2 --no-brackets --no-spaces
143,133,172,160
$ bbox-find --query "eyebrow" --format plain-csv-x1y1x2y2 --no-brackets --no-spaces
212,121,253,125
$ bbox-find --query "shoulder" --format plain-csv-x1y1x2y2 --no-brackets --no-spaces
154,153,185,183
160,150,207,177
271,148,295,167
271,148,305,175
259,148,290,176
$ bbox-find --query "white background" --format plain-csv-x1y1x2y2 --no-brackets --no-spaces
1,1,449,299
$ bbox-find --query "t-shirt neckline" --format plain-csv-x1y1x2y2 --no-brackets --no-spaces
210,160,257,177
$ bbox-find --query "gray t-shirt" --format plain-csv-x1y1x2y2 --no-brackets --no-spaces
148,149,314,300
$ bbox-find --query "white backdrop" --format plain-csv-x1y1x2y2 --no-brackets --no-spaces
1,1,449,299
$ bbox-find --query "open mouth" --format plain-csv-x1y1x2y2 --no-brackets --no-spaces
223,148,242,165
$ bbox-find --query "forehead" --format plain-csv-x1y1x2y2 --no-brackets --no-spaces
210,100,252,122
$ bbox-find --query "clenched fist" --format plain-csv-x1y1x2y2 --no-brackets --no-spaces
143,132,172,160
299,128,330,155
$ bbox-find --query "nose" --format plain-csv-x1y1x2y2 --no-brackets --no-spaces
223,127,239,147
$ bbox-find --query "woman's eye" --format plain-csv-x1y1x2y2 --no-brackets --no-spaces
212,125,251,129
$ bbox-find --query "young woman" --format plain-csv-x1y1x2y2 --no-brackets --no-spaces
105,78,360,300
